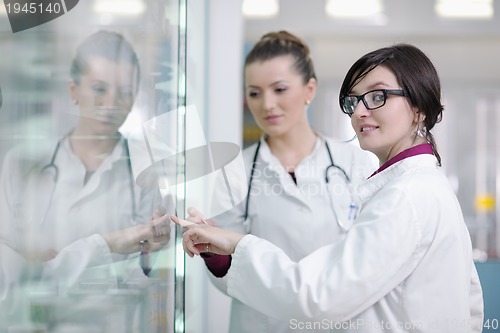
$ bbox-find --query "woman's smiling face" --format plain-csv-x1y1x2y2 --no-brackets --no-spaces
349,65,421,164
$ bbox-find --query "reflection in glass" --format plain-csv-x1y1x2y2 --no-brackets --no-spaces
0,1,184,332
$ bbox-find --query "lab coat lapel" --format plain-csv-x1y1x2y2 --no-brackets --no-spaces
258,139,320,205
357,154,438,204
71,139,126,205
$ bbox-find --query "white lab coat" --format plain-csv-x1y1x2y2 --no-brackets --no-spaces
225,154,484,333
209,135,376,333
0,136,163,329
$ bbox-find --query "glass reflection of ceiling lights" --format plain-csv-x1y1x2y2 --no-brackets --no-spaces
325,0,385,24
435,0,493,19
242,0,279,18
93,0,146,16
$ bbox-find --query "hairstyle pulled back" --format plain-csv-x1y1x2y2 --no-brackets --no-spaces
245,30,316,84
70,30,140,87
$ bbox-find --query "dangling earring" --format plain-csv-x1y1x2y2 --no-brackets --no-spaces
416,123,427,138
305,100,310,105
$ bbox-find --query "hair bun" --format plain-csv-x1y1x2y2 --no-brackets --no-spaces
260,30,310,56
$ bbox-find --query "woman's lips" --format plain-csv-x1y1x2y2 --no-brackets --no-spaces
360,125,378,133
265,115,282,124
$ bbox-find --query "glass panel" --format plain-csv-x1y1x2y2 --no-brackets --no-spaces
0,1,186,332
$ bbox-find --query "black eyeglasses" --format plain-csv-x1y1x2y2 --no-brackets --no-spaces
341,89,406,116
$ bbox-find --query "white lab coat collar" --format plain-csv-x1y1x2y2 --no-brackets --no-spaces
59,135,127,205
357,154,439,203
257,134,325,166
60,135,126,170
256,135,324,200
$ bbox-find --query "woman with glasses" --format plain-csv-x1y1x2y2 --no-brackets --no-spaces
187,30,374,333
174,43,483,332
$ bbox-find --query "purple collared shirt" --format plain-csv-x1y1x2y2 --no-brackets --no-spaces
368,143,434,179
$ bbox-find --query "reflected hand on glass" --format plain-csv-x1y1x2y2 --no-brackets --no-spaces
103,214,171,254
23,247,58,262
170,215,243,258
151,205,169,242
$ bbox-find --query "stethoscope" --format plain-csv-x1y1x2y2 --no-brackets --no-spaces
243,138,359,231
39,136,136,225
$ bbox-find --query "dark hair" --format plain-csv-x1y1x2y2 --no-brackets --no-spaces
339,43,443,165
70,30,140,87
244,30,316,84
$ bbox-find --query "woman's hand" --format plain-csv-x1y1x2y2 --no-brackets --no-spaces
170,215,244,257
185,207,217,257
103,208,171,254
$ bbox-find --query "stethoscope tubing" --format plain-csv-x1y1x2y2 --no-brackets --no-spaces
39,136,136,225
243,138,351,223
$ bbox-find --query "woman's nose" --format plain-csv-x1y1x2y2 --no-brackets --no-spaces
262,93,277,111
352,101,370,118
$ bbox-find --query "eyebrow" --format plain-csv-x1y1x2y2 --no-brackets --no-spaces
351,81,393,94
246,80,289,89
90,80,134,88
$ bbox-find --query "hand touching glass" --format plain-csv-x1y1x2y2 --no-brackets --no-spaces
170,215,243,257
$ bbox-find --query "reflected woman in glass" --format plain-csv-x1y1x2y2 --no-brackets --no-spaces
0,31,170,317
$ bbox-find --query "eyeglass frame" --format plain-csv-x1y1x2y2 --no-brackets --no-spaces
341,89,406,116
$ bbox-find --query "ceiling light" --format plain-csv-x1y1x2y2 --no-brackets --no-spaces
93,0,146,16
435,0,493,19
326,0,383,18
242,0,279,18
